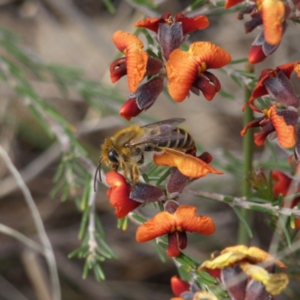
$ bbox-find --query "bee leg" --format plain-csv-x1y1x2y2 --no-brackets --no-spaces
119,161,129,180
132,165,140,185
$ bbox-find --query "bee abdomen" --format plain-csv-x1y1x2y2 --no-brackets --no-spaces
157,128,195,150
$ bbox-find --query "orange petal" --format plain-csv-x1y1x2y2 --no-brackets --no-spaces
136,211,174,242
153,148,223,178
174,206,215,235
269,106,295,148
112,30,144,53
166,49,197,102
261,0,285,45
189,42,231,69
112,31,148,93
224,0,244,8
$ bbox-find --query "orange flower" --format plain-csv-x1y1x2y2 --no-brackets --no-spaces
111,31,148,93
272,170,300,229
243,62,300,112
106,171,141,218
260,0,285,46
241,105,297,148
166,42,231,102
153,148,223,179
199,245,288,298
136,203,215,257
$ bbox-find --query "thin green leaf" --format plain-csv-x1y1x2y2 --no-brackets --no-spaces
232,207,253,238
278,215,292,247
218,89,235,99
101,0,116,14
132,0,157,8
78,206,91,240
229,58,248,65
152,240,166,262
93,263,105,281
190,0,206,10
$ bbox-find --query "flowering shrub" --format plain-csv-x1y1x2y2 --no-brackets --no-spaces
85,1,300,299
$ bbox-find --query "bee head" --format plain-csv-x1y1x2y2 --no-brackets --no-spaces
101,138,120,167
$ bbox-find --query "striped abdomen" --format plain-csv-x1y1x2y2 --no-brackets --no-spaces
156,128,195,151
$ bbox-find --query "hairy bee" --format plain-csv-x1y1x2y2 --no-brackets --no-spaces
95,118,195,188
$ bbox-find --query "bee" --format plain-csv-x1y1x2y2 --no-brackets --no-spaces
95,118,196,189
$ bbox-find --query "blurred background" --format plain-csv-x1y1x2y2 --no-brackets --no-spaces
0,0,299,299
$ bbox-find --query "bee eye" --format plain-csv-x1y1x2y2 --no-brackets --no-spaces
108,150,119,163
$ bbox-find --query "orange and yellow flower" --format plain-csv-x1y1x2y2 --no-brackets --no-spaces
136,203,215,257
111,31,148,93
166,42,231,102
199,245,288,299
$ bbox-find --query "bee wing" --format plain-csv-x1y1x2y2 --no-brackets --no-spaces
128,121,185,147
141,118,185,128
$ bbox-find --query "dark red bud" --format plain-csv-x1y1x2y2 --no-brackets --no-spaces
129,183,164,203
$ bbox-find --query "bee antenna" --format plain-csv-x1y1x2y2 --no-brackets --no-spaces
94,159,102,192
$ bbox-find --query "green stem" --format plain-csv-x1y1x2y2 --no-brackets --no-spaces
237,63,254,245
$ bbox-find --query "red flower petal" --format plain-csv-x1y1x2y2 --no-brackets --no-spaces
153,148,223,178
269,106,295,148
175,13,209,35
248,45,267,65
261,0,285,45
167,232,181,257
171,276,190,296
272,170,291,197
112,31,148,93
106,171,140,218
133,16,161,33
119,98,142,120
